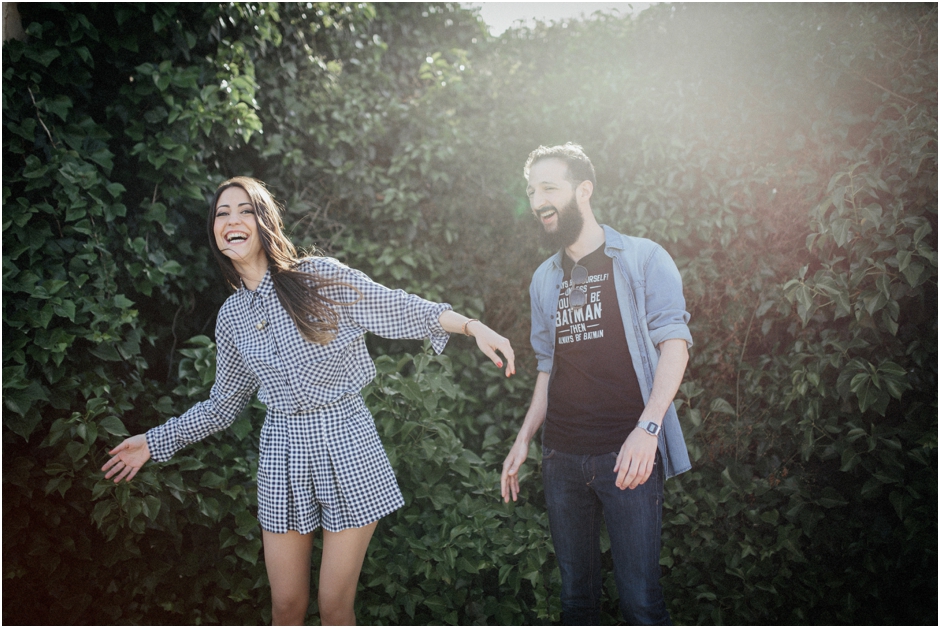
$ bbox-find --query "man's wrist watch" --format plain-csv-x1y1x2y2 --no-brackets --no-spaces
636,420,660,437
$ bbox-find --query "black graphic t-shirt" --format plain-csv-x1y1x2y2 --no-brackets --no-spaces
543,243,646,455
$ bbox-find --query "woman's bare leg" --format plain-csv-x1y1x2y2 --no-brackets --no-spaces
318,521,378,626
263,529,314,626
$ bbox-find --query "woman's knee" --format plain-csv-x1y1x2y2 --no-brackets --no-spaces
271,589,309,625
318,583,352,612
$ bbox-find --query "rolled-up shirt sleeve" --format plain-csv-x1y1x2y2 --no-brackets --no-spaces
530,277,555,374
319,260,452,354
645,246,693,349
146,318,259,462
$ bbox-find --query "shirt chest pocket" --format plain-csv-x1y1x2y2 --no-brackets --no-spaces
612,259,645,323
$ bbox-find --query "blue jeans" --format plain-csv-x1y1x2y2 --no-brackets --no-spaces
542,446,671,625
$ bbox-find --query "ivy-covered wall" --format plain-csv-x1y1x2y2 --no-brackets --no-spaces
3,3,936,625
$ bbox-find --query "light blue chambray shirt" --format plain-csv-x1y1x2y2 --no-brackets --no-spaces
529,225,693,479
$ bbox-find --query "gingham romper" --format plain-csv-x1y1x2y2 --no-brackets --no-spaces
145,257,451,533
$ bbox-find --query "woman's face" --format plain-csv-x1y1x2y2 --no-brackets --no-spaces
213,186,266,270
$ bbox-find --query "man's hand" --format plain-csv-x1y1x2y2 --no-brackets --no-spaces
500,371,549,503
613,428,658,490
500,439,529,503
613,338,687,490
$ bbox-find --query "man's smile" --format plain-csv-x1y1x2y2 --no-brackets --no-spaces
535,206,557,222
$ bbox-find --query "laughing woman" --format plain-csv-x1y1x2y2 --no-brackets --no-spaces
102,176,514,625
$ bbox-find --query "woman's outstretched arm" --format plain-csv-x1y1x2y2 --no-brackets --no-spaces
438,310,515,378
100,316,257,483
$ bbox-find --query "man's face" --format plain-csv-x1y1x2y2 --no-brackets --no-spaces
526,158,584,250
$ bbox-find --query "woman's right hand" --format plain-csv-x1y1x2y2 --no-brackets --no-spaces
102,434,151,483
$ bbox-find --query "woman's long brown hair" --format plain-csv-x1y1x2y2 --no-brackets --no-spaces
207,177,359,345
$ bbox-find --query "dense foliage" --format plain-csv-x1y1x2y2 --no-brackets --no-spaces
3,2,936,625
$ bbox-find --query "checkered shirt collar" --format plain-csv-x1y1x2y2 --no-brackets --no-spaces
237,266,275,300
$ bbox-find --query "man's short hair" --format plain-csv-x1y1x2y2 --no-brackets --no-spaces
523,143,596,189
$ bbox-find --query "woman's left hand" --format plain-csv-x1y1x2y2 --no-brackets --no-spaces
468,321,515,377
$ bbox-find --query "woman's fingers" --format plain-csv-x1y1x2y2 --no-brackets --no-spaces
107,460,138,484
491,335,514,376
480,343,503,368
476,329,516,377
101,435,150,483
117,463,139,484
111,464,127,483
103,440,130,471
499,341,515,377
101,455,118,473
104,457,129,481
475,336,504,369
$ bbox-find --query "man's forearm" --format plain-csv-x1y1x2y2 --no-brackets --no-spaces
638,338,689,426
515,370,551,444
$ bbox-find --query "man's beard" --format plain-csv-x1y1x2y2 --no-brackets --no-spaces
538,195,584,251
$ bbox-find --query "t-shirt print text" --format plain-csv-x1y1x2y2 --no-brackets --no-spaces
556,272,609,344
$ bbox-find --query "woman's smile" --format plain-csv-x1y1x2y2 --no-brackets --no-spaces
214,186,266,271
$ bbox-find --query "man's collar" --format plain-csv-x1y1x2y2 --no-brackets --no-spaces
600,225,624,251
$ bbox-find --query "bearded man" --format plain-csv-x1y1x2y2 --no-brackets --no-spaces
500,143,692,625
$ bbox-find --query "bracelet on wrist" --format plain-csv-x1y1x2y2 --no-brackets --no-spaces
462,318,479,336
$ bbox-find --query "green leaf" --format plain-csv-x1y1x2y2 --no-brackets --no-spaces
91,500,114,527
175,457,206,472
912,221,931,244
709,397,736,416
234,537,262,565
66,440,90,463
423,596,450,614
896,249,912,272
830,218,851,247
760,510,780,524
901,262,925,287
44,95,73,121
879,361,910,399
89,342,122,361
142,495,162,520
25,46,61,67
230,415,253,440
99,416,129,437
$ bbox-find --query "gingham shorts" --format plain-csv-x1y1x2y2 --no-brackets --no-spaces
256,393,404,534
